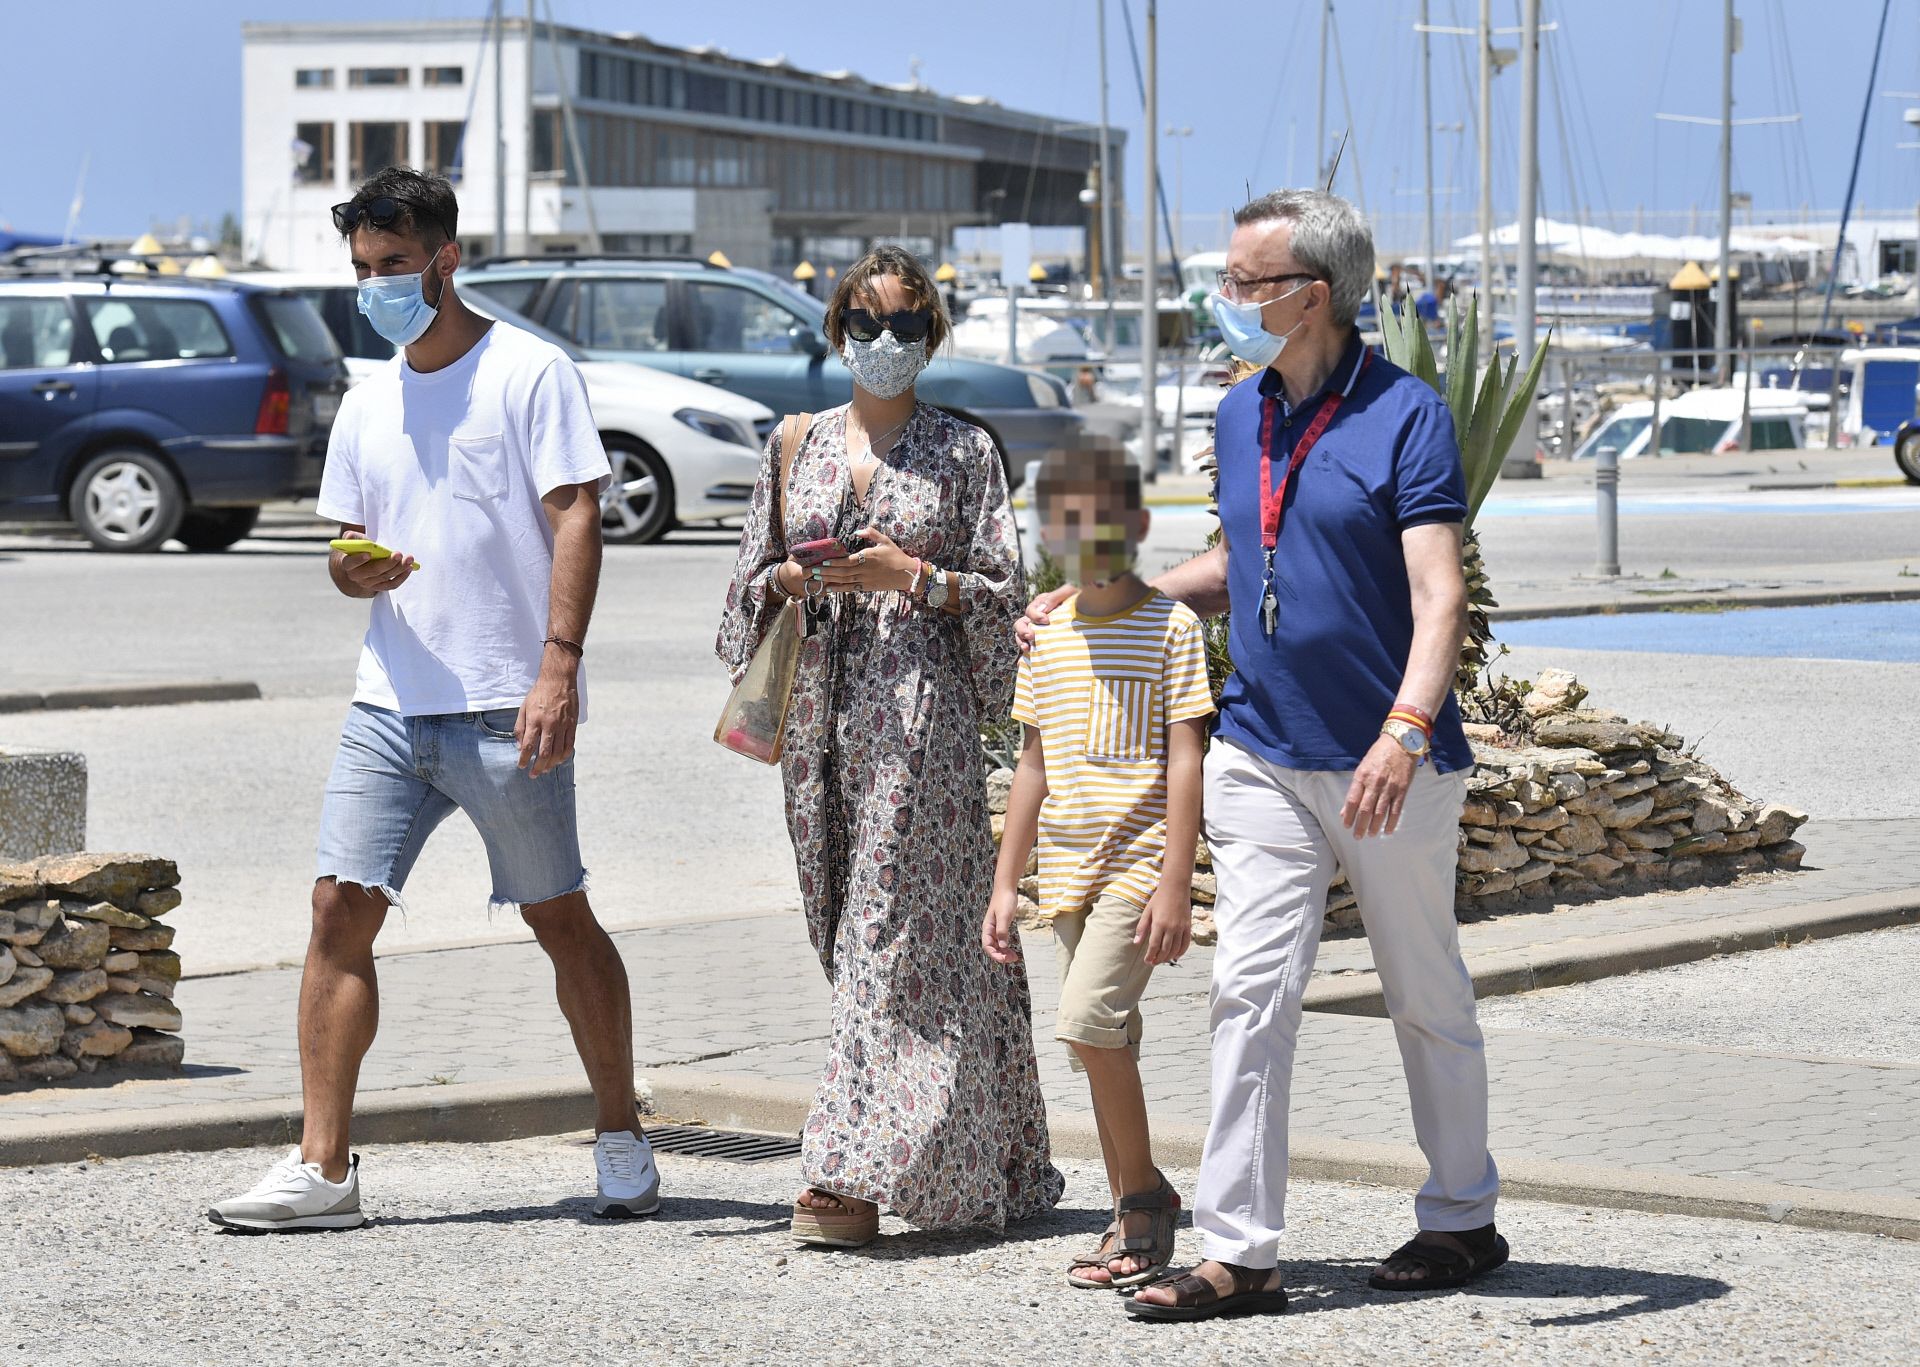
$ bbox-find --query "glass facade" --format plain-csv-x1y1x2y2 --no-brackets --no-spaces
566,112,975,215
577,49,939,144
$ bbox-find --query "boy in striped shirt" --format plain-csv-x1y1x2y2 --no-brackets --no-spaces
984,439,1214,1290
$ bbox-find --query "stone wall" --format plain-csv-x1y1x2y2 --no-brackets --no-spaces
988,670,1807,945
0,854,185,1086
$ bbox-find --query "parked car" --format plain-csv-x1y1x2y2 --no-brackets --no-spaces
231,272,775,544
458,256,1082,488
0,265,347,551
1569,387,1809,461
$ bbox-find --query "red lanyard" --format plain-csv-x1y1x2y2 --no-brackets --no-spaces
1257,350,1370,551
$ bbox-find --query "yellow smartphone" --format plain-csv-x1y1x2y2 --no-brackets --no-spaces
329,538,422,570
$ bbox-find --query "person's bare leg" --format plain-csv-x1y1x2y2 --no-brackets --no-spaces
298,879,389,1181
1074,1042,1165,1279
521,891,641,1135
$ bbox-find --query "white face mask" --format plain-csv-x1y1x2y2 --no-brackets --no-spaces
841,331,930,400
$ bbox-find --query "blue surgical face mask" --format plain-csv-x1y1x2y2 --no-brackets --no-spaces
357,245,446,348
1208,279,1312,368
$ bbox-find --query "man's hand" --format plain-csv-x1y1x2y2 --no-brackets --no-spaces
516,651,580,777
1341,734,1418,839
335,550,416,598
1133,884,1193,966
982,886,1024,965
1014,584,1077,654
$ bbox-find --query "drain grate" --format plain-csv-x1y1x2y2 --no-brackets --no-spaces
643,1124,802,1164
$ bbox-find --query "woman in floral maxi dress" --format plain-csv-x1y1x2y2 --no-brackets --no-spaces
716,252,1062,1239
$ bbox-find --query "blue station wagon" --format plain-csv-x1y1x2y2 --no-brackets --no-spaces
0,266,347,551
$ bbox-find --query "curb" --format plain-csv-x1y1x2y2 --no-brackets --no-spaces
1490,585,1920,622
7,1067,1914,1241
0,681,262,714
1749,477,1907,490
1304,890,1920,1017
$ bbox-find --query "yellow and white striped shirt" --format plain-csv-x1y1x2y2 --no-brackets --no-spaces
1011,590,1215,920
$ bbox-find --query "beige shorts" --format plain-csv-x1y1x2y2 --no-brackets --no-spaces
1053,892,1156,1069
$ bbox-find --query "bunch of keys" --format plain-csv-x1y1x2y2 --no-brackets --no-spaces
1261,550,1280,635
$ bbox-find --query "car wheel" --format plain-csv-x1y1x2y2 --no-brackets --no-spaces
69,449,186,553
600,439,675,544
176,506,261,552
1896,424,1920,486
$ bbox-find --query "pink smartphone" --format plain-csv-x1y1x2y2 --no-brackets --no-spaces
792,536,856,567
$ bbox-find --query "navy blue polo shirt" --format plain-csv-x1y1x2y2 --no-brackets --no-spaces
1212,330,1474,773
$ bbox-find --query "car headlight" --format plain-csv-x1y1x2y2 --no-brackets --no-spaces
1026,373,1068,409
675,408,756,447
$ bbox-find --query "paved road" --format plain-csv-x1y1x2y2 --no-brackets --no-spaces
3,1141,1913,1366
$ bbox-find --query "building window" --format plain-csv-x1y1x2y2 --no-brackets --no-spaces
424,121,466,180
531,109,565,176
294,68,333,89
293,122,335,184
349,122,408,179
423,66,463,87
348,67,409,88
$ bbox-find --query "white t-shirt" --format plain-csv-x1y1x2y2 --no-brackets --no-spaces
315,321,612,719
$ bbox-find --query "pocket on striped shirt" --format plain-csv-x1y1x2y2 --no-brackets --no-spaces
1085,677,1155,763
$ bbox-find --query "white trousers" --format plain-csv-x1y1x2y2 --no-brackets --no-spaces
1194,738,1498,1269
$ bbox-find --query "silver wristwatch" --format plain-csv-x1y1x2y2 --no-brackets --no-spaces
927,568,951,609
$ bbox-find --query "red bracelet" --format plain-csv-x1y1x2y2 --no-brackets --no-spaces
1390,700,1434,728
1387,708,1433,736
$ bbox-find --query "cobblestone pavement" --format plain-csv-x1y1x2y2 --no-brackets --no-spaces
7,857,1918,1203
4,1141,1915,1367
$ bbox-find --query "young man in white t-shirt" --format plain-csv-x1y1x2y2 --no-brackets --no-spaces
209,168,658,1231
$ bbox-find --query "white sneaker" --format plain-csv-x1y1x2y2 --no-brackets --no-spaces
207,1147,367,1232
593,1129,661,1218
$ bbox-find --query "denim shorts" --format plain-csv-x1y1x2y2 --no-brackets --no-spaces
315,702,586,913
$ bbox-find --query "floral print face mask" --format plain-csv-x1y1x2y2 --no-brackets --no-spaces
841,331,931,400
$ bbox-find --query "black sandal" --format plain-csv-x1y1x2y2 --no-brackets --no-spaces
1124,1261,1287,1322
1368,1223,1509,1293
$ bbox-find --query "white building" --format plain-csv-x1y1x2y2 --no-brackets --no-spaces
241,19,1120,277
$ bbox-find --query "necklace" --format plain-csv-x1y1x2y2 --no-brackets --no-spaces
849,410,912,465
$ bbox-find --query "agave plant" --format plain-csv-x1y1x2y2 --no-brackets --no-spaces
1375,291,1550,694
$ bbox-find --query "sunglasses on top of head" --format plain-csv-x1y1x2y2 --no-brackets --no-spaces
843,307,934,344
331,195,447,240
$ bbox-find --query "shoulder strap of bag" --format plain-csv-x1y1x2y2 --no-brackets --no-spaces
777,411,816,522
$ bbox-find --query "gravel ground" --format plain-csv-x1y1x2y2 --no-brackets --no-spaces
2,1138,1915,1366
1477,923,1920,1064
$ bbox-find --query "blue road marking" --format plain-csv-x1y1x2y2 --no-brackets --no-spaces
1499,601,1920,663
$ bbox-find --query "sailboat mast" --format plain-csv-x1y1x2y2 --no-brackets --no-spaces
493,0,507,256
523,0,535,255
1478,0,1494,351
1421,0,1435,288
1715,0,1734,381
1510,0,1541,477
1315,1,1329,186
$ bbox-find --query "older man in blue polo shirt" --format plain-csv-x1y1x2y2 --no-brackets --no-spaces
1024,189,1503,1321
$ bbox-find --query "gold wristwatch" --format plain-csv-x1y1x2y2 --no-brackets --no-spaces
1380,718,1431,763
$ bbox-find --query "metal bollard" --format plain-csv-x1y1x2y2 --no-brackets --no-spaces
1594,443,1621,576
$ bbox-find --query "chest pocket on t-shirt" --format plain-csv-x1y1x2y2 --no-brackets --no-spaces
448,433,507,502
1085,677,1156,763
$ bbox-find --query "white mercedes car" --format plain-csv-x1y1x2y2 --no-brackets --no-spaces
230,272,774,543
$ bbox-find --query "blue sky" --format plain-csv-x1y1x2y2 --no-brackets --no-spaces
2,0,1916,252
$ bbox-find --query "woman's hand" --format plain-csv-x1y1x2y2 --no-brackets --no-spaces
772,557,809,600
819,527,917,593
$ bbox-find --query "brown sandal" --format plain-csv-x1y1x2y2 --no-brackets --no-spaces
1125,1261,1288,1322
1065,1216,1122,1289
790,1188,878,1249
1106,1171,1182,1290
